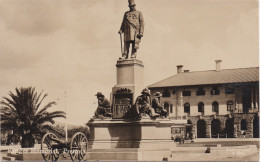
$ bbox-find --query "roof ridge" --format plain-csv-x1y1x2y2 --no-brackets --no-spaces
148,66,259,88
148,74,177,87
181,66,259,74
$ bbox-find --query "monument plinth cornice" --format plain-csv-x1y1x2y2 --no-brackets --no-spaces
116,58,144,68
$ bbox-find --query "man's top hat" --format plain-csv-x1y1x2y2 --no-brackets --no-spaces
141,88,150,96
128,0,136,7
154,92,162,98
95,92,104,97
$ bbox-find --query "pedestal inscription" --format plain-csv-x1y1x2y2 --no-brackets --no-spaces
113,98,131,118
112,88,135,119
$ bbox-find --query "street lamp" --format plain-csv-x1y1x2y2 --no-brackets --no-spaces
57,90,68,142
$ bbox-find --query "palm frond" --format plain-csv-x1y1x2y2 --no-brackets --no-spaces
36,112,66,125
2,97,17,111
36,94,48,112
0,87,66,145
34,90,43,112
0,102,16,112
35,101,56,116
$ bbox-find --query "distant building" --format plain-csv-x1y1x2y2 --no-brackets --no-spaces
148,60,259,138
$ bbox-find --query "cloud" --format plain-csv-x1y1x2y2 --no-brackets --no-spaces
0,0,68,35
0,46,41,70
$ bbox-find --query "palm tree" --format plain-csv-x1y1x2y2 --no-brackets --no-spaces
0,87,66,148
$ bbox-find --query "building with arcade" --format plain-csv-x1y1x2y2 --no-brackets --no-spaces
148,60,259,138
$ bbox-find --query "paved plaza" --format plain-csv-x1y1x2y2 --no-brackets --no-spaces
1,139,259,161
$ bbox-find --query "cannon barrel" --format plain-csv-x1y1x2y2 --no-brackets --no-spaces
49,137,68,145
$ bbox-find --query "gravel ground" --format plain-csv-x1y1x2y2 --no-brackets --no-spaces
216,152,259,161
175,140,260,161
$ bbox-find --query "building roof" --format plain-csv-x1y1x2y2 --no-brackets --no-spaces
148,67,259,88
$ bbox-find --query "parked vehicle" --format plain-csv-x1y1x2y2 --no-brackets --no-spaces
171,125,185,143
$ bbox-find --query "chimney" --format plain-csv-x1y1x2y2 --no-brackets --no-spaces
215,60,222,71
184,70,190,73
177,65,183,73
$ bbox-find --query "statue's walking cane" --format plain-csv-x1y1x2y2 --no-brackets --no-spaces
120,33,123,56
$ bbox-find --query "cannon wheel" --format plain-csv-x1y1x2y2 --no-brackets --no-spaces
41,133,60,162
69,132,88,161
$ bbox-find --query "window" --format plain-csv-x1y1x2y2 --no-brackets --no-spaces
164,102,169,115
198,102,204,112
196,87,205,96
182,91,191,96
241,119,247,130
253,89,256,109
173,128,181,134
184,102,190,113
212,101,219,113
170,104,173,113
225,87,235,94
211,86,220,95
227,101,234,111
162,90,170,97
172,89,176,94
164,102,169,109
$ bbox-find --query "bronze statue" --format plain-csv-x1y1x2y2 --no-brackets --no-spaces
118,0,144,59
94,92,112,119
152,92,168,118
135,88,159,118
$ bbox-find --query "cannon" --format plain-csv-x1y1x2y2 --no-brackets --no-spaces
41,132,88,161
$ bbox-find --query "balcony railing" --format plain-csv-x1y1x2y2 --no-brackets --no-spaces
210,133,228,138
196,91,205,96
249,108,259,113
212,111,219,115
232,108,259,114
184,112,190,116
198,112,204,116
170,116,187,120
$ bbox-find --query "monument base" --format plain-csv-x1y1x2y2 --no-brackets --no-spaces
87,148,171,161
91,139,176,149
86,118,186,160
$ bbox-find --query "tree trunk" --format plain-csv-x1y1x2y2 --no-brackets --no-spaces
21,134,34,148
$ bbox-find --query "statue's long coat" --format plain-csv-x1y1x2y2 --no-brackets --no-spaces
120,10,144,42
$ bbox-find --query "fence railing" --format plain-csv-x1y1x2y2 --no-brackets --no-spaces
211,133,228,138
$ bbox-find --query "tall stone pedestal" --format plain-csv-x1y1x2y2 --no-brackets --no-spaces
86,118,179,161
112,58,144,104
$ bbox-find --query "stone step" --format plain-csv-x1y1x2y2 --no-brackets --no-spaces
88,148,139,152
87,151,139,160
171,152,206,157
171,147,207,153
2,156,16,161
16,152,72,161
168,153,218,161
7,153,18,158
1,149,8,152
87,148,171,161
88,148,170,152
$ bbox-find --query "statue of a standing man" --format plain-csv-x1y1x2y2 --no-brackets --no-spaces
118,0,144,59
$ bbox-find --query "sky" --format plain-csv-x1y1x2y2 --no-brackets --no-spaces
0,0,258,125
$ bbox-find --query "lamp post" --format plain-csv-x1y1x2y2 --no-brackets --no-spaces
57,90,68,142
65,90,68,142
